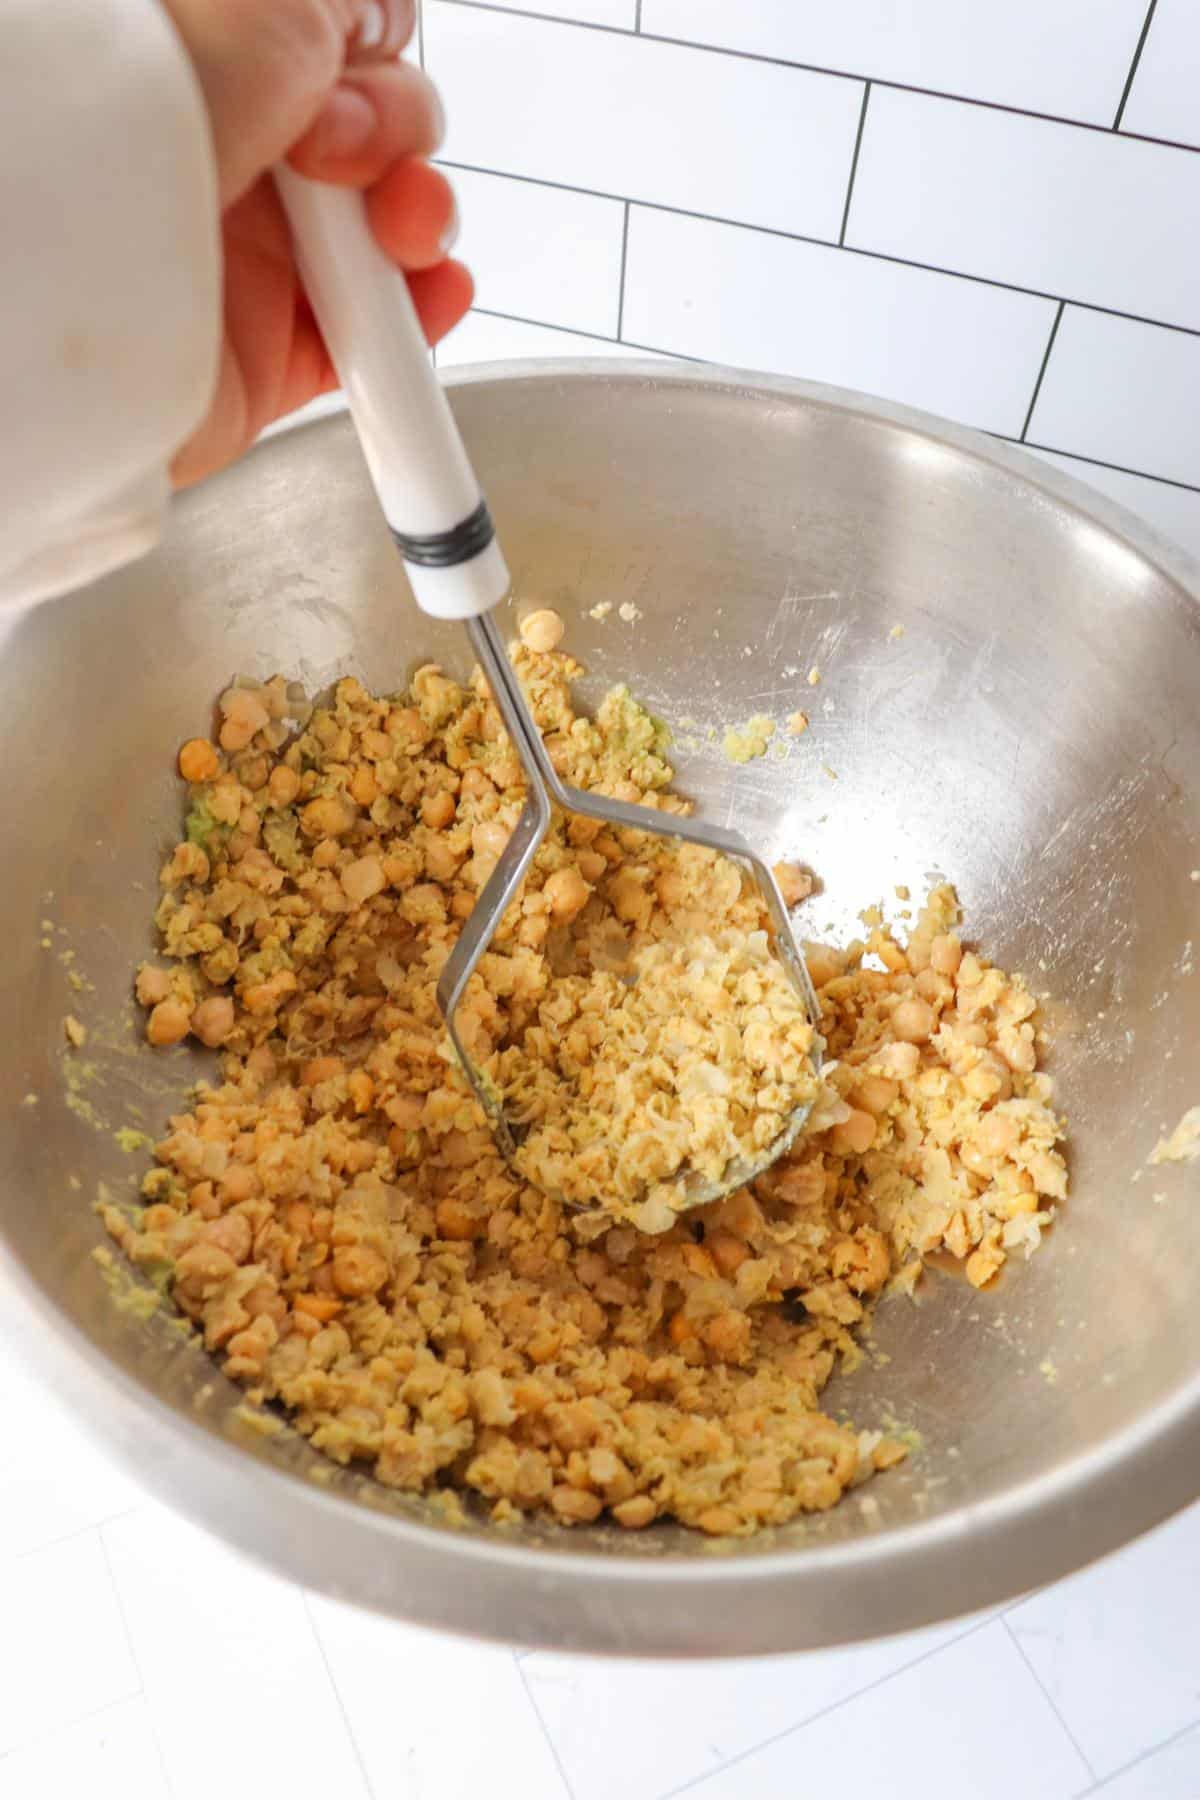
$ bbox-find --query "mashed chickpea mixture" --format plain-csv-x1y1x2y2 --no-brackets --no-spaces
103,636,1067,1537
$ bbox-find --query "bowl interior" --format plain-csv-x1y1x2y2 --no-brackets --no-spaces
1,367,1198,1637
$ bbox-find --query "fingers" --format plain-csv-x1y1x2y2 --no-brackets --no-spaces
408,260,475,345
365,159,458,270
348,0,416,62
287,60,443,185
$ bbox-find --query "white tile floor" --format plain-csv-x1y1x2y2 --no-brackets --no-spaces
2,1342,1198,1800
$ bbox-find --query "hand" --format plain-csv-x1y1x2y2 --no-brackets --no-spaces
163,0,471,487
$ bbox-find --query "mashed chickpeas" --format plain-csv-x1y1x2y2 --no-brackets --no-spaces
103,645,1067,1537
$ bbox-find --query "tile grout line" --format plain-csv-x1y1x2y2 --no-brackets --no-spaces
615,199,632,340
434,0,1200,157
467,301,702,361
838,82,871,247
1112,0,1158,131
515,1655,577,1800
14,1503,142,1562
302,1591,380,1800
634,0,642,28
1085,1711,1200,1795
96,1523,180,1800
1019,299,1065,441
461,303,1200,496
435,160,1200,342
660,1613,999,1800
1001,1616,1098,1787
1018,438,1200,496
0,1692,155,1775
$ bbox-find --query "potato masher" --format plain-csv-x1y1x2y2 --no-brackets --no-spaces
274,169,822,1217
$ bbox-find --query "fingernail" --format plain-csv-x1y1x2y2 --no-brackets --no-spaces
352,0,415,58
440,196,460,256
310,86,375,159
358,2,386,49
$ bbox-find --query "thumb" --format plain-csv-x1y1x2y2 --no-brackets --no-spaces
163,0,416,206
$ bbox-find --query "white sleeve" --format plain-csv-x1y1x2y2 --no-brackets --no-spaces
0,0,221,609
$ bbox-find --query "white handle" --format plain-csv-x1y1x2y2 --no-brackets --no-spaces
274,166,508,621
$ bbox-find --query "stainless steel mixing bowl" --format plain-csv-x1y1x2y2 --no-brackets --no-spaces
1,364,1198,1657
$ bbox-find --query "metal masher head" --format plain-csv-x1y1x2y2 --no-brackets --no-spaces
436,613,824,1222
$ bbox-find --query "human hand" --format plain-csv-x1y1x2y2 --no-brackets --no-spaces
163,0,470,487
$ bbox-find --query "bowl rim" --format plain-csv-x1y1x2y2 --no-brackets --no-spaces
5,357,1198,1655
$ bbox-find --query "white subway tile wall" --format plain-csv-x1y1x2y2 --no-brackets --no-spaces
846,88,1200,329
641,0,1150,124
424,5,865,236
1120,0,1200,147
1028,307,1200,487
621,205,1055,434
421,0,1200,563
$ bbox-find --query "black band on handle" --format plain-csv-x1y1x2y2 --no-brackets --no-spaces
391,500,495,568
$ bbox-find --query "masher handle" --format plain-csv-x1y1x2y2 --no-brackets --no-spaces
274,168,509,622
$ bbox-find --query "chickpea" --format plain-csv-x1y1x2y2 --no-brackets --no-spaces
178,737,219,783
613,1495,657,1529
875,1040,920,1080
519,608,566,653
681,1243,717,1279
608,867,652,929
851,1074,898,1116
300,794,356,839
773,861,812,907
550,1485,603,1524
201,1212,253,1263
293,1292,342,1324
964,1054,1012,1105
829,1107,877,1156
218,687,270,752
997,1023,1037,1074
436,1198,480,1241
472,820,511,859
267,764,301,808
221,1164,258,1204
347,1070,375,1114
543,866,590,921
350,765,379,807
332,1245,389,1297
135,964,170,1006
707,1230,750,1276
704,1312,750,1361
977,1111,1020,1156
965,1242,1005,1289
805,944,843,989
831,1227,890,1294
146,997,191,1046
341,855,386,905
424,837,463,883
191,995,234,1048
301,1055,344,1086
387,1092,425,1131
930,933,963,976
422,790,456,830
387,706,428,750
892,995,936,1043
459,766,495,802
174,1242,236,1288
